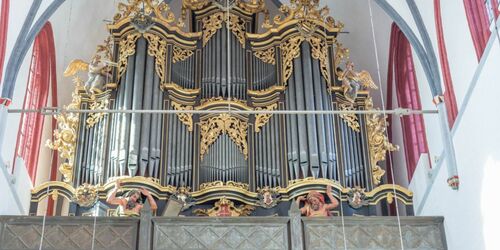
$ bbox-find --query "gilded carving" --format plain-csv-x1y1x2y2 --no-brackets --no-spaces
86,96,109,128
114,0,176,24
339,102,360,132
265,0,342,32
256,186,281,208
238,0,266,14
202,12,246,47
64,38,114,95
281,35,304,84
73,183,98,207
144,33,167,84
346,187,368,209
161,82,201,95
172,46,194,63
309,36,330,85
254,47,275,65
202,12,224,47
46,84,82,183
199,114,248,160
366,97,399,185
117,33,141,81
338,61,378,103
193,197,255,217
171,101,194,131
255,103,277,133
199,181,249,191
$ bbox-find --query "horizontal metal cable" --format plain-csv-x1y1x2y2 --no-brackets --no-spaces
7,107,439,115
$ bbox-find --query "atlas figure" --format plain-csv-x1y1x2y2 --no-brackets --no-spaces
296,184,339,217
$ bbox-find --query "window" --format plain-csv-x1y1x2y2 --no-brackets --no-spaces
464,0,493,60
484,0,499,22
387,23,430,182
14,22,57,184
0,0,9,88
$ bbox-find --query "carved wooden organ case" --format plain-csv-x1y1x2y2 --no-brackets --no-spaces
35,0,413,216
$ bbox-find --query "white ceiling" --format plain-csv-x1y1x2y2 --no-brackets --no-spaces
48,0,393,108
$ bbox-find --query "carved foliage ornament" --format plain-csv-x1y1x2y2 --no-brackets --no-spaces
263,0,342,31
199,180,249,190
256,186,281,208
46,87,81,183
254,47,276,65
193,197,255,217
114,0,176,24
202,12,246,47
73,183,98,207
255,103,277,133
339,102,360,132
144,33,167,84
199,114,248,160
172,46,194,63
280,35,331,85
117,33,141,82
86,96,109,128
346,186,368,209
171,101,194,131
366,97,399,185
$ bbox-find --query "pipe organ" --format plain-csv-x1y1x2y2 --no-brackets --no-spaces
38,0,412,216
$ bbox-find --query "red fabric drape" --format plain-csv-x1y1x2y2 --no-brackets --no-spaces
463,0,491,60
434,0,459,127
0,0,9,89
387,23,429,184
14,23,57,189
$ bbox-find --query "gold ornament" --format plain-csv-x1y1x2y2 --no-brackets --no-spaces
193,197,255,217
114,0,176,24
172,46,194,63
86,97,109,128
117,33,141,81
199,181,249,191
254,103,277,133
171,101,194,131
338,102,360,132
144,33,167,84
309,36,330,85
202,12,246,47
199,114,248,160
73,183,99,207
254,47,276,65
365,97,399,185
281,36,305,84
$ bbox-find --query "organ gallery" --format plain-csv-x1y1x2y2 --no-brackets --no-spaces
31,0,413,217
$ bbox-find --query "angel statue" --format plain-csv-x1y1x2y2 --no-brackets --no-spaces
338,61,378,103
63,38,114,95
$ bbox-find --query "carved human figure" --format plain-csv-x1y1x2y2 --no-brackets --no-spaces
296,185,339,217
340,61,361,102
85,55,111,94
106,179,158,217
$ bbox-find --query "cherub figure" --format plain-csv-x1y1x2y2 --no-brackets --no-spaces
338,61,378,103
106,179,158,217
296,185,339,217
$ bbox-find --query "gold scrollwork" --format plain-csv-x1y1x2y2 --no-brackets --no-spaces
202,12,246,47
339,102,360,132
309,36,330,85
143,33,167,84
193,197,255,217
199,181,249,191
117,33,141,81
86,97,109,128
73,183,98,207
46,86,82,183
281,36,305,84
255,103,277,132
199,114,248,160
366,97,399,186
254,47,275,65
172,45,194,63
171,101,194,131
114,0,176,24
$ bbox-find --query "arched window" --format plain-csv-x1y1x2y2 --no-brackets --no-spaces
387,23,429,182
434,0,458,127
14,22,57,184
463,0,493,60
0,0,9,89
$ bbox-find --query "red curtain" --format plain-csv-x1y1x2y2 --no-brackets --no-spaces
387,23,429,183
434,0,458,127
0,0,9,89
463,0,491,60
14,22,57,188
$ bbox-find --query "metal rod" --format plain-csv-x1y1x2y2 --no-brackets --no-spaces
7,108,439,115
